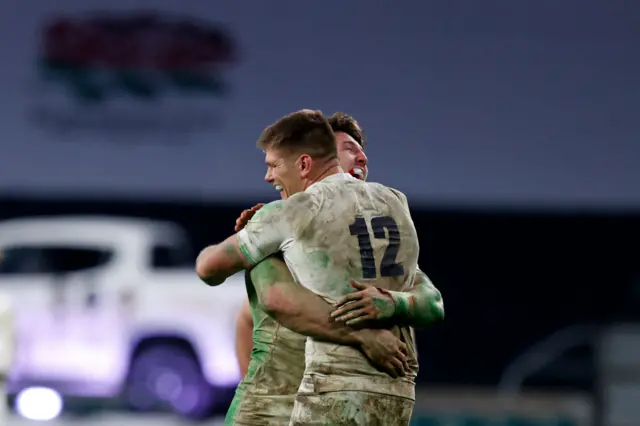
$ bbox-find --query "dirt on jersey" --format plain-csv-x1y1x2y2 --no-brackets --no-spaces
288,174,420,400
225,268,306,425
290,386,414,426
237,173,421,400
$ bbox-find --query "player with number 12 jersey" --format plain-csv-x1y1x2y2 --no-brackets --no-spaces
236,171,420,409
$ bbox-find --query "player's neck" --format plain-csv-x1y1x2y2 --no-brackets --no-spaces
304,160,343,190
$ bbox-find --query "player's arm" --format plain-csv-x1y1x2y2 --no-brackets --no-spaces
196,235,253,286
252,257,410,377
391,269,445,327
252,256,364,345
331,269,444,329
235,299,254,378
196,200,292,286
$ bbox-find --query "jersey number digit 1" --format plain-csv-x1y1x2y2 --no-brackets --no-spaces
349,216,405,279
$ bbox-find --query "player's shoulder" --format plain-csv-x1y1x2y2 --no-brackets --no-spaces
367,182,409,204
254,192,319,220
252,200,286,220
288,190,321,211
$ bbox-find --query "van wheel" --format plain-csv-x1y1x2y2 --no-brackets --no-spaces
125,344,216,419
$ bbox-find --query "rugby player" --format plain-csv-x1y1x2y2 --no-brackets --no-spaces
234,112,369,377
197,110,433,424
229,113,443,425
235,113,443,375
224,113,419,425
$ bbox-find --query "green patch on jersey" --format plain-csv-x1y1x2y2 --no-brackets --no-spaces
224,258,305,425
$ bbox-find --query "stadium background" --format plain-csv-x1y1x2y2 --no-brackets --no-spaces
1,1,639,425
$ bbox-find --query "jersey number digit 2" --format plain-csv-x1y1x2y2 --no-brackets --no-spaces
348,216,405,279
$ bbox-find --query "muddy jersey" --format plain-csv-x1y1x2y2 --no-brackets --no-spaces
225,268,306,425
236,173,420,400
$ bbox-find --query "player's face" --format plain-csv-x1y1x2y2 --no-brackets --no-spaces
263,148,306,200
336,131,368,181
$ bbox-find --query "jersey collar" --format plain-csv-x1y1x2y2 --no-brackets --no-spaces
305,172,355,191
320,172,356,183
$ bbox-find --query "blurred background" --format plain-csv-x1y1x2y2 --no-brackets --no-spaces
0,0,639,425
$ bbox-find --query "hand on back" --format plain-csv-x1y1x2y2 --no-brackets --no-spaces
331,280,396,326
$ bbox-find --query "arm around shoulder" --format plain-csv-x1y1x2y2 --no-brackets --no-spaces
251,257,363,346
195,200,292,286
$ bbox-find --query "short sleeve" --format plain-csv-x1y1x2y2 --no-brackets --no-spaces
236,192,318,265
236,200,289,265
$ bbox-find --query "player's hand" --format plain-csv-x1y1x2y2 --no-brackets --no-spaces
356,329,409,378
234,203,264,232
331,280,395,326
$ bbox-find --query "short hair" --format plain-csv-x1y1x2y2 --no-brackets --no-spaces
257,109,337,159
328,112,366,150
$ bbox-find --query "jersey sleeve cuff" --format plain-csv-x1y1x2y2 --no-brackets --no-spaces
236,229,260,265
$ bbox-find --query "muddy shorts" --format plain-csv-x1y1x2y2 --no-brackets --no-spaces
289,390,414,425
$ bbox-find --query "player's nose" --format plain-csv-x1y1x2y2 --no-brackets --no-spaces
264,169,274,183
356,151,368,166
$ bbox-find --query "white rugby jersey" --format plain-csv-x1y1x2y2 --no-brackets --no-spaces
237,172,420,399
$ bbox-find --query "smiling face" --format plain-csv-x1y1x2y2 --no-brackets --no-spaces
328,112,368,181
336,131,368,181
258,110,339,200
264,138,365,199
263,147,307,200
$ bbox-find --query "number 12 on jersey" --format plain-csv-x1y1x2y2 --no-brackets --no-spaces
349,216,405,279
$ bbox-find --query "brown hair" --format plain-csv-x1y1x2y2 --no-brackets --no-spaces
328,112,365,150
257,109,337,159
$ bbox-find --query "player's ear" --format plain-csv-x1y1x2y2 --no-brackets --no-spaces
298,154,312,177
